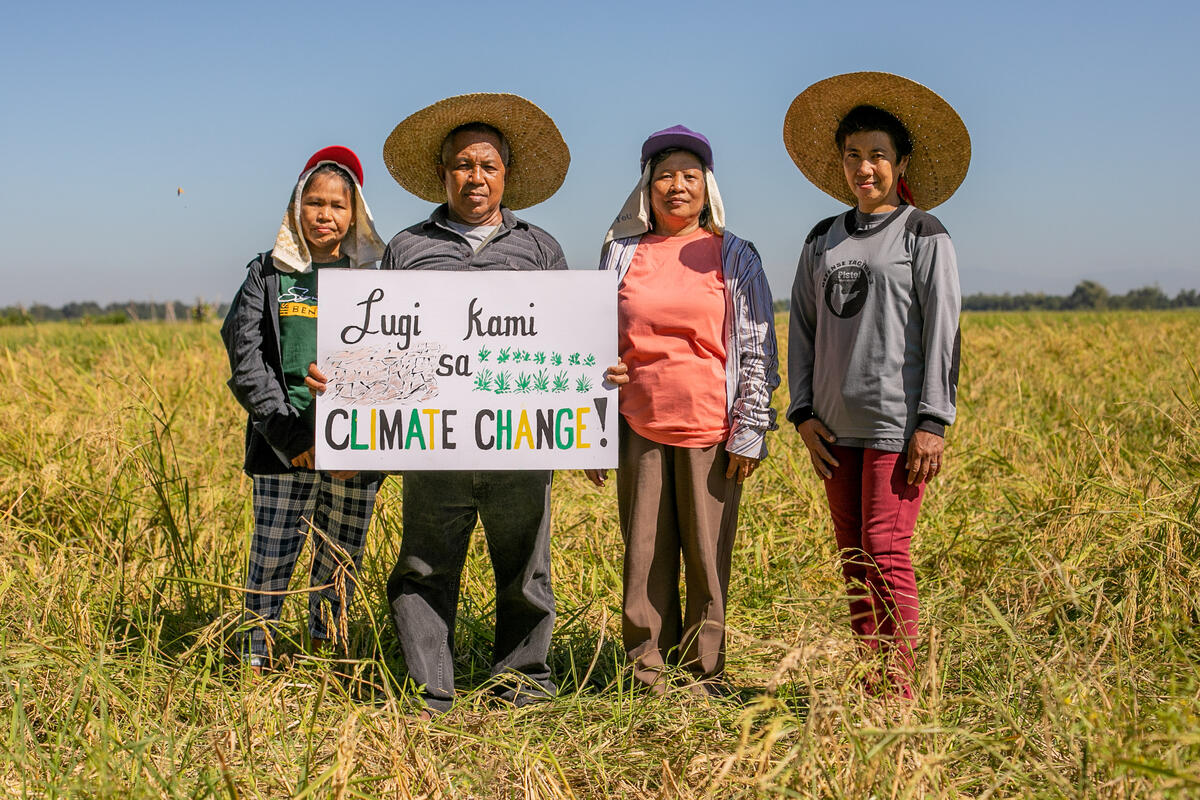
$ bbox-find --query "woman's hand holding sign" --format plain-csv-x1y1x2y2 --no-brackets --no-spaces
586,361,630,487
306,362,329,396
604,360,629,387
300,363,357,479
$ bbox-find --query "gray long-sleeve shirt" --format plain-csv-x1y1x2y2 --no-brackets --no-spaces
786,205,961,452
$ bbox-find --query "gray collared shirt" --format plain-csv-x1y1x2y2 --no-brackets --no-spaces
381,204,567,272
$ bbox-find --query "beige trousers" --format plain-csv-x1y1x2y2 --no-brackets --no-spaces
617,419,742,687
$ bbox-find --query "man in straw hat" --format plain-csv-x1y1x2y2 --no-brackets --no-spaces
378,93,570,715
782,72,968,699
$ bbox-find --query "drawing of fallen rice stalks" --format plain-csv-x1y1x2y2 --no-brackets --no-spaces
322,343,442,405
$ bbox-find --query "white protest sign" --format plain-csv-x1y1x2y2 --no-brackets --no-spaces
314,270,618,470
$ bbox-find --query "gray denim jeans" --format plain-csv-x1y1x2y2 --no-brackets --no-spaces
387,470,557,713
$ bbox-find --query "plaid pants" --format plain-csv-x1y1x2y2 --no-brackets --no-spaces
243,471,379,662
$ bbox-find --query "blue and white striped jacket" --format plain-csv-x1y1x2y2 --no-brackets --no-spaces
599,232,780,459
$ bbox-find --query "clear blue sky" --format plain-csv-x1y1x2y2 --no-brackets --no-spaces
1,0,1196,305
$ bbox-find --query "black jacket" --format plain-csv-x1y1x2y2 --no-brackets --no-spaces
221,252,313,475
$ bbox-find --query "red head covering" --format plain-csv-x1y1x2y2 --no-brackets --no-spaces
301,146,365,186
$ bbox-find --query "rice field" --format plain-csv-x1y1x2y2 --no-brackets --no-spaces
0,310,1197,798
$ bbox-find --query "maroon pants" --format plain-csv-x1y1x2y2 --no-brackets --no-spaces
823,445,925,693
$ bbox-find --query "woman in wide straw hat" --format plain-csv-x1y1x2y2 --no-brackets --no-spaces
588,125,779,695
783,72,969,698
221,146,386,674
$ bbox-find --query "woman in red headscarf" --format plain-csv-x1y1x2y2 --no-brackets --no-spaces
221,146,387,673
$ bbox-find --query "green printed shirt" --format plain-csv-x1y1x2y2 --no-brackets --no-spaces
278,257,347,421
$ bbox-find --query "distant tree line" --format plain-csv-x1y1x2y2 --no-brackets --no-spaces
5,280,1195,327
771,281,1198,313
0,300,232,326
962,281,1199,311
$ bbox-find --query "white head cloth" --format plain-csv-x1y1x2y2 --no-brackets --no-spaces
271,162,387,273
601,162,726,254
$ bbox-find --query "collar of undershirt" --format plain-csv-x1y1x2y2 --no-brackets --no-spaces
444,219,499,235
425,203,525,233
845,204,908,239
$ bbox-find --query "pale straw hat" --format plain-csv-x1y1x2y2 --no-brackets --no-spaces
382,93,570,210
783,72,970,209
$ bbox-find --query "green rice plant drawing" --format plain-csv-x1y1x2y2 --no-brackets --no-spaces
533,351,546,365
568,352,581,366
550,352,562,366
477,346,492,363
575,376,593,393
497,347,512,364
515,372,533,393
532,369,550,392
494,371,511,394
514,349,530,363
473,369,493,392
552,371,570,393
583,354,596,366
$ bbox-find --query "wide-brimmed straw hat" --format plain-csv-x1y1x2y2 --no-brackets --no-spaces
382,93,570,210
783,72,970,209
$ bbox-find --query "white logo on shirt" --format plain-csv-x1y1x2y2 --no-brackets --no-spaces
279,286,314,304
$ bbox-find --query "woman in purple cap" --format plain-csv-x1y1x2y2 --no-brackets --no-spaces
587,126,779,694
221,146,387,674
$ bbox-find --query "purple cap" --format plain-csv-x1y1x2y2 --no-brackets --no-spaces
639,124,713,171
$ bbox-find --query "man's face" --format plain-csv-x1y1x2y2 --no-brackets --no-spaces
437,130,506,225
